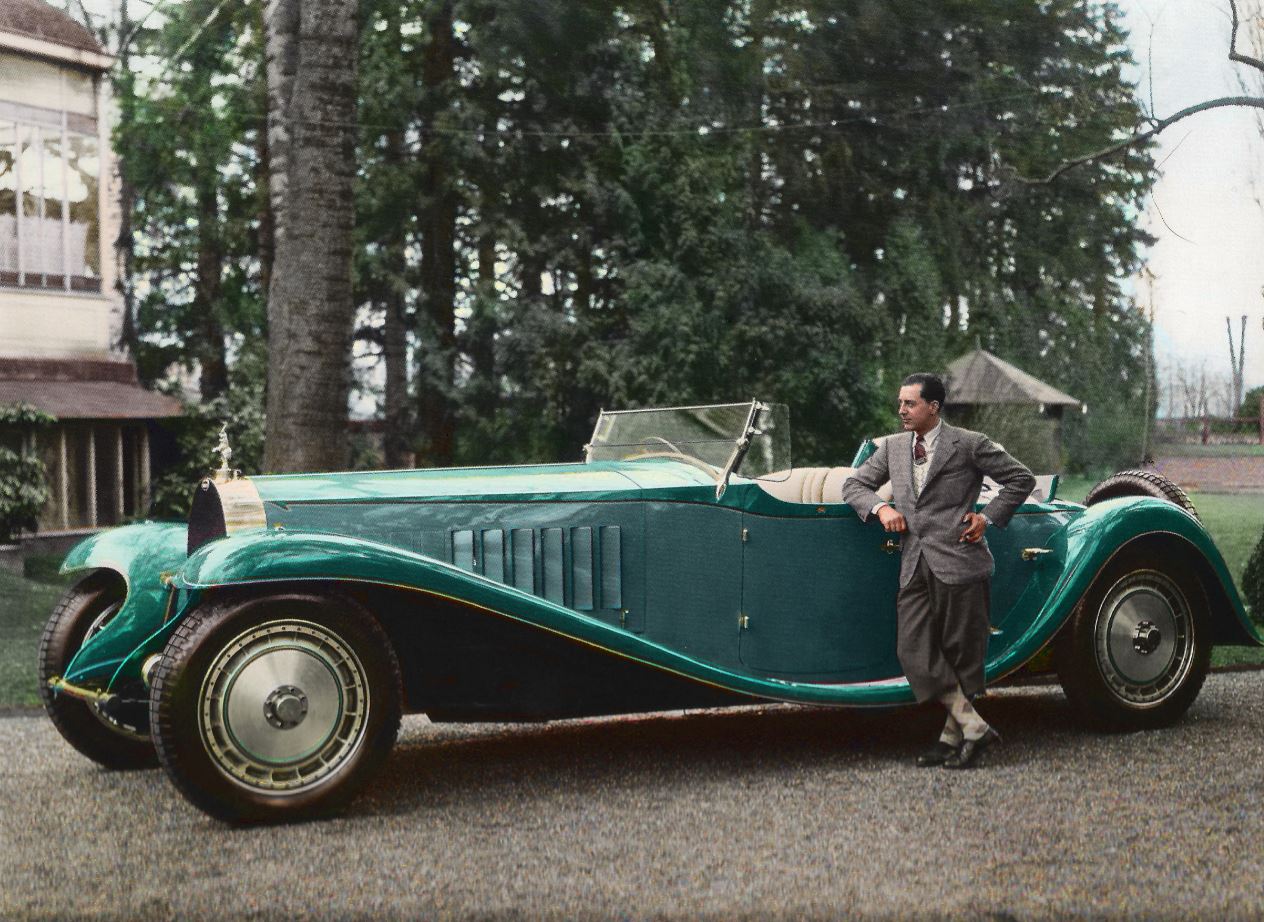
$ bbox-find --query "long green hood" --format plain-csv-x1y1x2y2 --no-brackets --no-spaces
250,460,714,506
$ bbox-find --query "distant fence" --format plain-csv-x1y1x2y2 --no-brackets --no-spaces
1154,401,1264,446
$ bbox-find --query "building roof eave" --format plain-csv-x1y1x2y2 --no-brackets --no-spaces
0,26,113,71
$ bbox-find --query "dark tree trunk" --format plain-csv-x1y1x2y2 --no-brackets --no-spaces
194,179,228,399
465,227,498,419
378,0,412,469
416,0,458,467
113,0,138,358
262,0,358,473
255,3,274,302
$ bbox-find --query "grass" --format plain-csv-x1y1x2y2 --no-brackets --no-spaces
3,485,1264,709
0,561,71,710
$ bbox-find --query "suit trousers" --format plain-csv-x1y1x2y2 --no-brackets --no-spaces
896,554,991,703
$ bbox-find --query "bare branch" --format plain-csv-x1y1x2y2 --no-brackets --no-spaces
1013,1,1264,185
1019,95,1264,185
1229,0,1264,73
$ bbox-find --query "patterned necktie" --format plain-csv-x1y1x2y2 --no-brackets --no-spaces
914,434,927,465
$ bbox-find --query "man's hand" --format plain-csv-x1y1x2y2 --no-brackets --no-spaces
877,503,907,533
959,512,986,543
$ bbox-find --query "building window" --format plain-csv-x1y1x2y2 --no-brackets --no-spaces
0,103,101,294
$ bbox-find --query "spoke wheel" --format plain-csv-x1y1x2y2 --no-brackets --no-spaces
1056,546,1210,731
151,592,401,824
38,572,157,769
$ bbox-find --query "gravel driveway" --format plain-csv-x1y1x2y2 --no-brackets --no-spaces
5,672,1264,921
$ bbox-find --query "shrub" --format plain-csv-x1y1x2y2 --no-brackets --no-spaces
0,405,55,543
1242,528,1264,626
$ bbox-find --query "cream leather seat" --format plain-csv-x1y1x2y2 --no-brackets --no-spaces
756,467,894,505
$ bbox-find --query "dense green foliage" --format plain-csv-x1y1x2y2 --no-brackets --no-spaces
1243,528,1264,623
116,0,1157,474
0,406,54,542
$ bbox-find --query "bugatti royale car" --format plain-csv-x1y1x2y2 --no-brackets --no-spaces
39,401,1259,822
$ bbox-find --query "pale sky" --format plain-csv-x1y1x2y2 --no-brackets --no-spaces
1119,0,1264,412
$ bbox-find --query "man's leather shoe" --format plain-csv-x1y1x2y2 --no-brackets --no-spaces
915,740,959,767
942,727,1000,770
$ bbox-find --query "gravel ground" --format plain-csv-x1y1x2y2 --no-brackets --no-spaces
5,673,1264,921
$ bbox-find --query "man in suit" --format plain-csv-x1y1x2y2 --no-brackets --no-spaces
842,372,1035,769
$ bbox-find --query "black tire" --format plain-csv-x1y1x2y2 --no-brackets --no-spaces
1055,546,1211,731
149,591,402,824
37,572,158,769
1084,469,1199,521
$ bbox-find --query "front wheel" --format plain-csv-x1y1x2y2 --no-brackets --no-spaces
149,591,402,823
38,572,158,769
1055,547,1210,731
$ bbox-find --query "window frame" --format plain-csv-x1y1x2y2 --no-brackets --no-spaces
0,97,102,295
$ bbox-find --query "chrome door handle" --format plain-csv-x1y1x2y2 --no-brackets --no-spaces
882,539,901,555
1022,547,1053,561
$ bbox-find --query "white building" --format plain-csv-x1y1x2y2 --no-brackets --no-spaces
0,0,178,533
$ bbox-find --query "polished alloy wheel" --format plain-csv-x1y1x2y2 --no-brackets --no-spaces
198,620,369,793
1093,570,1195,706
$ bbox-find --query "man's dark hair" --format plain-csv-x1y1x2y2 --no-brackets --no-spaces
902,372,946,409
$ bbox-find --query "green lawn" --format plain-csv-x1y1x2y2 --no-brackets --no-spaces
4,488,1263,709
0,562,71,709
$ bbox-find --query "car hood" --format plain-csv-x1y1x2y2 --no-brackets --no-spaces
248,459,716,506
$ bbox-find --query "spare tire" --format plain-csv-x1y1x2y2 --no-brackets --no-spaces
1083,469,1199,521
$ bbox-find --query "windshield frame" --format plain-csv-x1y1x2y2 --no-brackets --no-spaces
584,400,789,497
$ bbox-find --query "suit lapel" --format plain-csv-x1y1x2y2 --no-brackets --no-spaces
916,424,959,503
892,431,914,499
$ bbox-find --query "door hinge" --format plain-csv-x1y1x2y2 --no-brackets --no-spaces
738,613,750,630
741,527,749,543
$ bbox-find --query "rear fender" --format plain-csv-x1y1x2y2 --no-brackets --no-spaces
59,521,189,686
989,497,1259,681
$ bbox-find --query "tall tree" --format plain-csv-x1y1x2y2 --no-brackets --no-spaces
263,0,360,472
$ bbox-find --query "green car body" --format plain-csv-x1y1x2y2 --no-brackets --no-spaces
57,446,1258,710
42,401,1258,821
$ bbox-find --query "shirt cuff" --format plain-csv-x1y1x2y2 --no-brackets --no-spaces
871,501,888,516
981,513,993,526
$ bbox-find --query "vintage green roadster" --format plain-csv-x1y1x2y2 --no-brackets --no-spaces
38,401,1260,822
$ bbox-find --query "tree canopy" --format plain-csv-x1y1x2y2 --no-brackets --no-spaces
115,0,1159,475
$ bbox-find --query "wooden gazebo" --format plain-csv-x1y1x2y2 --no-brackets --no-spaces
943,349,1082,469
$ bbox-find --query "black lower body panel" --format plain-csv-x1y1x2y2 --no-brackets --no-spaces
358,586,752,721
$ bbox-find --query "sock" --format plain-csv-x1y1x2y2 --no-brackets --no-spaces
938,713,963,747
938,684,989,741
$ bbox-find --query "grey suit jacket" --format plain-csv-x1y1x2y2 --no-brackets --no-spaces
841,423,1036,587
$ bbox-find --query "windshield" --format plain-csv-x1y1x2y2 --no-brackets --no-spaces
585,401,790,480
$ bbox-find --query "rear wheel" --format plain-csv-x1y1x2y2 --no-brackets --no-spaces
1055,547,1210,730
37,572,157,769
149,591,402,823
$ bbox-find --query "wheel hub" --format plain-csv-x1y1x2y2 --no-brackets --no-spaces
1095,570,1194,704
263,685,309,730
199,620,369,793
1132,620,1162,655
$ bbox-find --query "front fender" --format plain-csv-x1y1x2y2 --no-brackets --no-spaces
989,497,1259,681
59,521,189,686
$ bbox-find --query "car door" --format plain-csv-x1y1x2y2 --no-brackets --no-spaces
738,509,902,681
